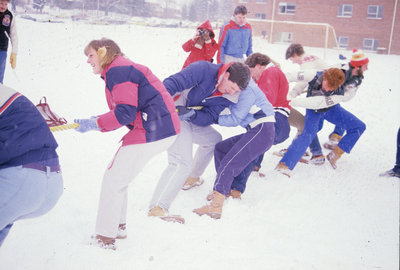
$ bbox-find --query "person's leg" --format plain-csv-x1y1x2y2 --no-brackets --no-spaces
0,166,63,246
96,136,175,238
0,223,13,247
325,105,366,154
190,125,222,178
0,51,7,84
395,127,400,172
149,122,194,211
213,123,275,196
273,112,290,145
288,107,305,133
280,110,323,170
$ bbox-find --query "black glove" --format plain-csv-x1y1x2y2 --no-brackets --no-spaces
176,106,196,121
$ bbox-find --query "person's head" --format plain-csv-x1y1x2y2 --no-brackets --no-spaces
84,38,123,74
233,5,247,26
0,0,10,13
285,43,304,64
245,53,271,81
350,49,369,76
218,62,251,95
322,68,345,91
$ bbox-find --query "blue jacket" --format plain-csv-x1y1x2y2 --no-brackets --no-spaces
163,61,239,126
218,78,275,128
217,19,252,63
0,85,59,169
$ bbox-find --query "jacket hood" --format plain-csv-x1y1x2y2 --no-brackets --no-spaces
197,20,215,38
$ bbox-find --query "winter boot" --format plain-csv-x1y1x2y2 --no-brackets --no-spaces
228,189,242,199
193,191,226,219
148,206,185,224
90,235,116,250
324,133,343,150
275,162,291,177
116,223,127,239
327,145,345,169
182,176,204,190
309,154,325,165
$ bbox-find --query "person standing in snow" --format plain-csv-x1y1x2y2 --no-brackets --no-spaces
283,43,330,165
181,19,218,70
0,84,63,247
0,0,18,83
148,61,250,223
276,66,367,177
379,127,400,178
74,38,180,250
322,49,370,150
217,5,252,64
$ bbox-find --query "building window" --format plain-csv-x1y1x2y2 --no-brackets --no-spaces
256,0,267,3
255,13,267,19
363,38,378,51
276,32,292,43
337,36,349,49
367,5,383,19
278,2,296,14
337,4,353,17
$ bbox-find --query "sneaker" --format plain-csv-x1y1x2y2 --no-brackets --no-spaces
117,224,127,239
90,235,116,250
379,169,400,178
310,154,325,165
148,206,185,224
278,148,310,157
275,162,291,177
182,177,204,190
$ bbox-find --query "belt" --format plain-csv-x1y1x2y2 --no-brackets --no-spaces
22,163,61,173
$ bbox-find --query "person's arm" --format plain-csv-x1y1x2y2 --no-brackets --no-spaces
182,39,195,52
217,25,228,63
246,27,253,57
218,90,254,127
163,62,203,96
10,17,18,54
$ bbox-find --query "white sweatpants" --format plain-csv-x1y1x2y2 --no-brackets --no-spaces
149,121,222,210
95,135,176,238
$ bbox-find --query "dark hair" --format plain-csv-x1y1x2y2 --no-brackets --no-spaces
285,43,304,59
245,53,271,68
234,5,248,15
227,62,251,90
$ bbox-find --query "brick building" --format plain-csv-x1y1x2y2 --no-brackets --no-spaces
234,0,400,54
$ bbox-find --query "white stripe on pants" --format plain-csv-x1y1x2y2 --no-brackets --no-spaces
149,121,221,210
95,135,176,238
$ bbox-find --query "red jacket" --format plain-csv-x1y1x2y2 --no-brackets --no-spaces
257,66,291,111
181,20,218,69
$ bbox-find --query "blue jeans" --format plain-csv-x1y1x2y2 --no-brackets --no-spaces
0,165,63,246
280,104,366,170
0,50,7,84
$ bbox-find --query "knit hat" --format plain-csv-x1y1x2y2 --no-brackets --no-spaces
350,49,369,67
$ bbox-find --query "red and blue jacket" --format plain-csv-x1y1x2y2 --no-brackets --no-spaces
0,85,59,169
217,19,252,63
163,61,240,126
97,56,180,145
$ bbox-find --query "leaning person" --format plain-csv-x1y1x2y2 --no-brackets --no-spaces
74,38,180,250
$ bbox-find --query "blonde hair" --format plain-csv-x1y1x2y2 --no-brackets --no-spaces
323,68,345,90
84,38,124,69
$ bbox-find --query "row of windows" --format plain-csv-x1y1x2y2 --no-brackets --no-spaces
274,31,378,51
243,1,384,19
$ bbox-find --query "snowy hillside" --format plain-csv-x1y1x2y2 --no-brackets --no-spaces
0,16,399,270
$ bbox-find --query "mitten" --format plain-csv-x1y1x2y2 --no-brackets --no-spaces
10,53,16,69
176,106,196,121
74,117,100,133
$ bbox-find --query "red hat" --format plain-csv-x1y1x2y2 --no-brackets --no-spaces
350,49,369,67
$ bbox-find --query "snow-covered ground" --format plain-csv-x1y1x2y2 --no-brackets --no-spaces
0,16,399,270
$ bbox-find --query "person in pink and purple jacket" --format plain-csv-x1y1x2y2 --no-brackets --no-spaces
74,38,180,250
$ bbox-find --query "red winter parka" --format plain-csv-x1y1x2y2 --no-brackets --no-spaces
181,20,218,70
